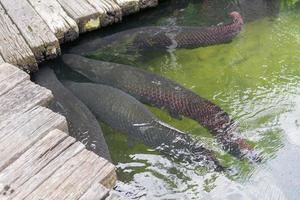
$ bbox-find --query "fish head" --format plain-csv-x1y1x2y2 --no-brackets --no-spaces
228,11,244,26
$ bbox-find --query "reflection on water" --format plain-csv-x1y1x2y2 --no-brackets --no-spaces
57,0,300,199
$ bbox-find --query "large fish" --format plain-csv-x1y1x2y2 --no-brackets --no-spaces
64,81,224,171
34,66,111,161
62,54,258,161
68,12,243,55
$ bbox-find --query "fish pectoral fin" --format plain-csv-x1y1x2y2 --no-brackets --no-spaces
168,110,183,120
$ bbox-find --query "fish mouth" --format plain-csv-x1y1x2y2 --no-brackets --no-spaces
228,11,244,25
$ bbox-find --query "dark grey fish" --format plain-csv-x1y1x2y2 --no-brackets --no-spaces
64,81,224,171
62,54,259,161
34,66,111,161
68,12,243,55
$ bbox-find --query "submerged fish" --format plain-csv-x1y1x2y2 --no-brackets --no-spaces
64,81,224,171
68,12,243,55
62,54,258,161
34,66,111,161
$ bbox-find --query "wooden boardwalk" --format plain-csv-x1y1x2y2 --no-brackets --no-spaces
0,0,158,72
0,0,159,199
0,63,118,199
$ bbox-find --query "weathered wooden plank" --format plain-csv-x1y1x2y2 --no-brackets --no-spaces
0,107,67,173
0,63,29,97
0,55,4,64
115,0,139,16
0,0,60,62
0,80,53,121
139,0,158,9
0,5,37,71
86,0,122,26
106,192,123,200
25,151,110,200
79,182,109,200
97,162,117,189
12,140,85,199
0,129,76,198
27,0,79,43
56,0,101,33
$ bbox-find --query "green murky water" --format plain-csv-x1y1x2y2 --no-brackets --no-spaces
58,0,300,199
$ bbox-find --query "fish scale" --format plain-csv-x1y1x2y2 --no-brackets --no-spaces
62,54,258,160
69,12,243,55
64,81,223,171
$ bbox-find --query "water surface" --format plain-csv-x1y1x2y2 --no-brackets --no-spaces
56,0,300,199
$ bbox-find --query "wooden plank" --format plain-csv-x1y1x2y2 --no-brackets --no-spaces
0,55,4,64
0,107,67,172
86,0,122,26
0,63,29,97
96,161,117,189
0,0,60,62
138,0,158,9
56,0,101,33
27,0,79,43
115,0,139,16
12,140,86,199
0,80,53,121
106,192,123,200
0,129,76,198
79,182,109,200
0,5,37,71
24,151,110,200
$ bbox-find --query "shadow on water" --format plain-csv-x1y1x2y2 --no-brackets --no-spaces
48,0,300,199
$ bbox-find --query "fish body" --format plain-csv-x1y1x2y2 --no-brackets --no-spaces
62,54,253,159
35,67,112,161
64,81,223,171
69,12,243,55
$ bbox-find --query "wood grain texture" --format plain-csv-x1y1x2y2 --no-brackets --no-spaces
0,0,60,62
79,182,109,200
0,129,75,198
0,63,29,97
106,192,123,200
12,140,86,200
86,0,122,26
0,107,67,173
56,0,101,33
0,5,37,71
97,161,117,189
0,80,53,122
0,55,4,64
27,0,79,43
139,0,158,9
24,151,111,200
115,0,139,16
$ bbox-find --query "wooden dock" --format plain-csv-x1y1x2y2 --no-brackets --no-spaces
0,0,159,199
0,63,118,199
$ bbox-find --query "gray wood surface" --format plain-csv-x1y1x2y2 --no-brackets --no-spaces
0,80,53,122
0,129,74,198
0,55,4,64
0,0,60,62
79,182,109,200
87,0,122,26
0,5,37,71
115,0,139,15
56,0,101,33
106,192,123,200
24,150,112,200
0,63,29,97
139,0,158,9
27,0,79,43
12,141,86,199
0,107,67,173
96,161,117,189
